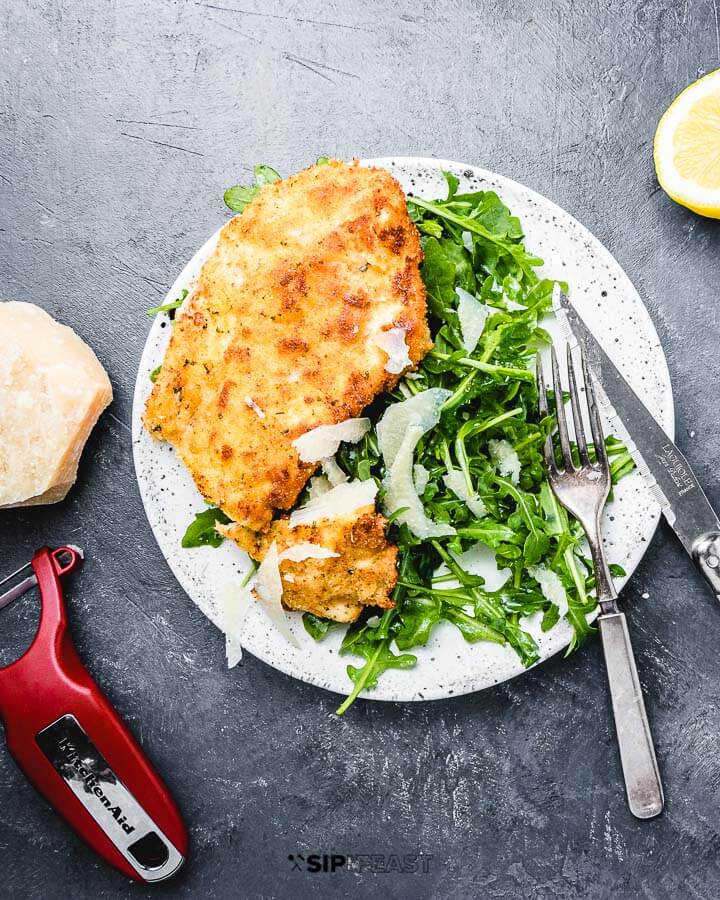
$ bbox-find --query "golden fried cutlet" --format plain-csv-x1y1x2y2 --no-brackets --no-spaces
219,506,398,623
144,160,430,535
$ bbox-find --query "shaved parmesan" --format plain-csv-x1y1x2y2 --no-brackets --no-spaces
377,389,455,539
321,456,349,487
489,438,521,485
384,426,456,539
455,287,489,354
375,326,412,374
279,542,340,562
413,463,430,495
292,418,370,463
443,469,487,519
398,382,413,399
221,582,254,668
377,388,452,467
289,479,378,528
528,565,568,618
254,541,300,648
244,396,266,419
307,474,331,499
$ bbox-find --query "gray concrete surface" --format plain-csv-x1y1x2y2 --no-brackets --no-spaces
1,1,720,897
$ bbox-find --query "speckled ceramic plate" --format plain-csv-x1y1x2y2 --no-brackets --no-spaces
131,157,674,703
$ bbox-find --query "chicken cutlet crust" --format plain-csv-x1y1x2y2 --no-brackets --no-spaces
144,160,430,534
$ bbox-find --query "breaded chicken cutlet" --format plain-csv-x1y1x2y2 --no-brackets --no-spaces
145,159,430,621
219,506,398,623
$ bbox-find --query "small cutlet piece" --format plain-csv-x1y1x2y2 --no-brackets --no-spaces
144,159,430,536
219,506,398,623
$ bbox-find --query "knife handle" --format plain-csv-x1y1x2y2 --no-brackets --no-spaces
692,532,720,598
0,547,188,881
598,610,664,819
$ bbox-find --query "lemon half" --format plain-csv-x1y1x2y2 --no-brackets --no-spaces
654,68,720,218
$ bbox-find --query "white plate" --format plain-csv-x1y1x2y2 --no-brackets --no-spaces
131,157,673,703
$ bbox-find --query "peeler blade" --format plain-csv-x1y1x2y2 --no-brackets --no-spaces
0,547,84,611
0,563,37,611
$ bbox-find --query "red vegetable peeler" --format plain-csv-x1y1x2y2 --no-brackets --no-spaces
0,546,187,882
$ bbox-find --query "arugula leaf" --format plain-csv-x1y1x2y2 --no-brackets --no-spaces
149,365,162,383
395,595,442,648
224,184,260,212
457,522,523,546
224,164,282,213
439,237,476,293
253,164,281,185
303,612,334,640
541,603,560,632
181,507,231,549
147,288,188,317
443,170,459,200
444,607,505,644
421,237,456,314
336,632,416,715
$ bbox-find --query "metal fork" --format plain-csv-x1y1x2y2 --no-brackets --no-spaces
537,344,664,819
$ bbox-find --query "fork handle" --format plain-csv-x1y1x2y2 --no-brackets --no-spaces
598,610,664,819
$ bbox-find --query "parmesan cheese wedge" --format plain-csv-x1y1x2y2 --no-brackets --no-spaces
0,301,113,508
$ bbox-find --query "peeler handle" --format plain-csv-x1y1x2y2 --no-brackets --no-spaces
0,547,187,882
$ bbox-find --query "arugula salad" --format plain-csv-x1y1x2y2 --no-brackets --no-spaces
161,162,632,715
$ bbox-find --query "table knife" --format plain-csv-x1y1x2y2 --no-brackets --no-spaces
556,291,720,596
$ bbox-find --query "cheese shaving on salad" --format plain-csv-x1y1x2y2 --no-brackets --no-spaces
223,543,340,660
489,438,521,485
443,469,487,519
289,479,378,528
253,541,300,648
292,418,370,463
378,389,455,539
377,388,451,465
528,565,568,618
321,456,349,487
279,543,340,562
222,582,254,668
455,287,489,354
374,326,412,374
307,474,331,499
413,463,430,495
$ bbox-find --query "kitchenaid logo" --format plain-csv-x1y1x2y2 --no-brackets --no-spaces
287,852,433,874
57,737,136,835
657,443,695,497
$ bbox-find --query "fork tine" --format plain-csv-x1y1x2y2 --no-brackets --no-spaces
581,347,609,472
550,345,574,471
536,353,557,474
566,344,591,467
536,352,549,418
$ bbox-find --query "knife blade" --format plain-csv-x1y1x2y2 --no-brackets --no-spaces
555,290,720,598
